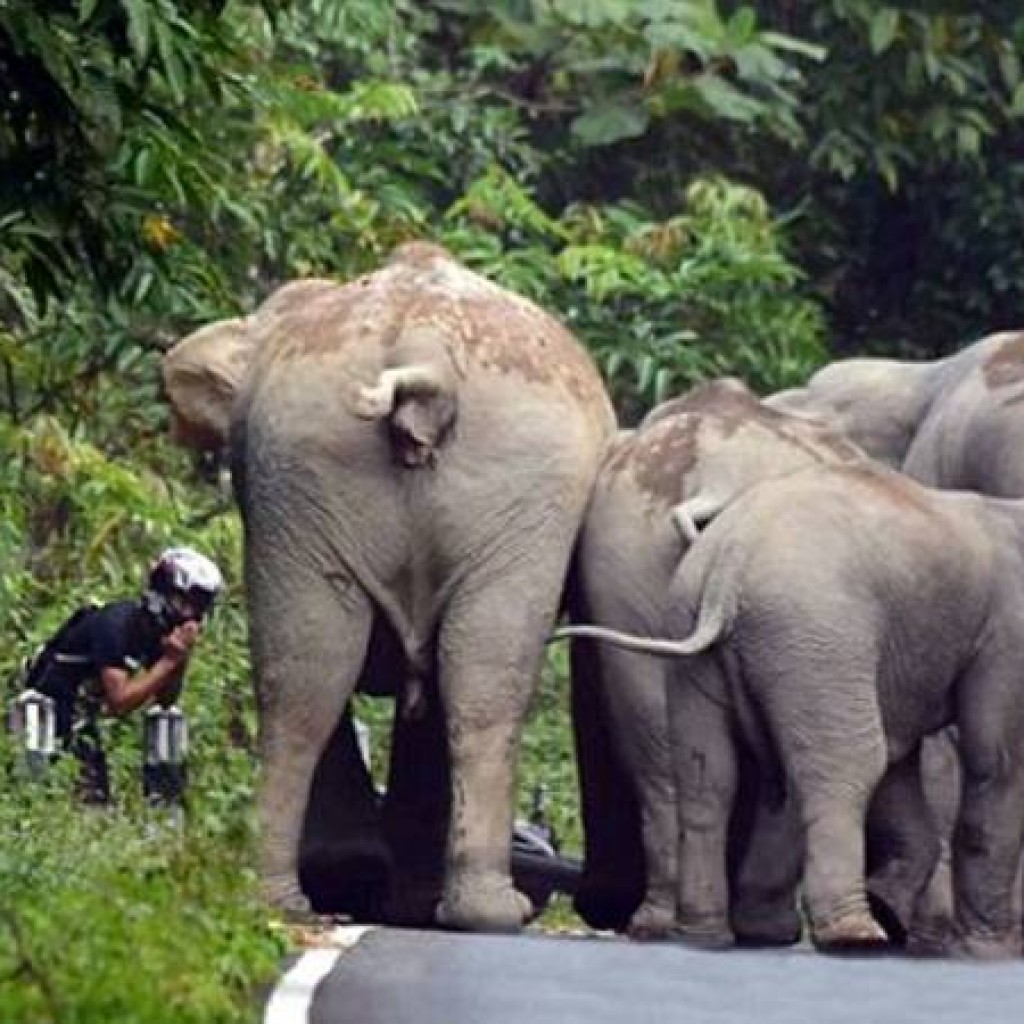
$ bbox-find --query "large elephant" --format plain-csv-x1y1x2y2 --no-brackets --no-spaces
566,379,864,937
563,462,1024,958
163,242,616,931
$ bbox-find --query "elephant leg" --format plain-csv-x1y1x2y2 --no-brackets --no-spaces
381,674,451,927
952,675,1024,959
434,575,561,932
951,763,1024,958
864,744,941,946
728,768,804,947
762,660,887,950
570,636,645,933
669,654,738,948
300,705,392,918
252,561,373,917
597,646,676,939
908,729,961,952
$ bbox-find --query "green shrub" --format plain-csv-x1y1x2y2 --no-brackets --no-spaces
0,775,284,1024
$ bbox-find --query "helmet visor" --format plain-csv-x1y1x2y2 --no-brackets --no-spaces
168,587,216,623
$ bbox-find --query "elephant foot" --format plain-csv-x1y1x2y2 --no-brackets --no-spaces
436,874,533,933
813,912,888,954
672,921,735,951
905,923,953,959
263,876,317,923
573,875,643,933
626,899,676,941
905,907,956,958
731,903,803,948
948,930,1022,961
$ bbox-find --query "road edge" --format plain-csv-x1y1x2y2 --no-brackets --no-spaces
263,925,374,1024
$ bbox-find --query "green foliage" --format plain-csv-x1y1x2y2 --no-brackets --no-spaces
0,783,284,1023
0,412,277,1021
9,0,1022,1008
793,4,1023,187
517,646,580,856
749,2,1024,354
447,0,822,148
438,171,824,416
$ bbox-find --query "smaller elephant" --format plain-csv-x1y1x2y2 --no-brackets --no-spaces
769,330,1024,947
567,379,864,938
564,462,1024,958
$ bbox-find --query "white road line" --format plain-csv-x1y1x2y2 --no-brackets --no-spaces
264,926,374,1024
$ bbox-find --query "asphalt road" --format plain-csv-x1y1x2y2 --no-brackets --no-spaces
264,926,1024,1024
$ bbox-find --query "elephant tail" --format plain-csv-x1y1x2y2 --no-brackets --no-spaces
549,620,720,657
550,599,729,658
551,538,741,657
353,359,459,469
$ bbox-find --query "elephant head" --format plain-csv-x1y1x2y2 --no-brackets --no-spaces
765,330,1024,483
765,357,939,467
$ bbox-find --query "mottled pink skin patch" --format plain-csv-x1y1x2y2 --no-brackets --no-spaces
982,333,1024,393
605,381,863,505
250,243,612,424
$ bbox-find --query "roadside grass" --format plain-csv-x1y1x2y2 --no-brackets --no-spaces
0,761,286,1024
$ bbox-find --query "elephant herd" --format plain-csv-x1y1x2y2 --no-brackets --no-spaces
163,244,1024,959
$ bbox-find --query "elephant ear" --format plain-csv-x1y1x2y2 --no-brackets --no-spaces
162,317,254,452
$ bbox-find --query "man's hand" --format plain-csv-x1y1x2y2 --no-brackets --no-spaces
162,620,202,663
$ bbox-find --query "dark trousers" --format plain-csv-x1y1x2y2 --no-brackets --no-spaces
67,720,110,804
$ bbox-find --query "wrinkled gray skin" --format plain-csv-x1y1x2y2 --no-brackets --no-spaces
163,242,615,932
568,463,1024,959
769,331,1024,949
767,330,1024,491
567,379,864,938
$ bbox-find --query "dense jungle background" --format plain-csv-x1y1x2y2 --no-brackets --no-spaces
2,2,1023,1019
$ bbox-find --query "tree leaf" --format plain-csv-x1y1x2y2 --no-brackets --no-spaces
998,44,1020,92
876,150,899,192
727,7,757,47
759,31,825,62
558,0,634,28
570,103,650,147
869,9,899,57
692,74,763,123
1012,82,1024,117
121,0,151,62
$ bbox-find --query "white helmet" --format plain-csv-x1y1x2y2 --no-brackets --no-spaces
144,546,224,627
